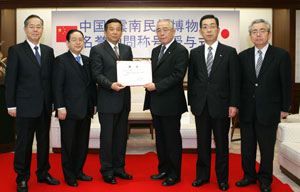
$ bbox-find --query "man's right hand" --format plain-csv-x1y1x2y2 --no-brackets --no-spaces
111,82,126,91
8,109,16,117
58,108,67,120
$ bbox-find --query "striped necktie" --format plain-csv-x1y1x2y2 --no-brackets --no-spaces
34,46,41,66
206,46,213,76
157,45,166,63
256,50,263,77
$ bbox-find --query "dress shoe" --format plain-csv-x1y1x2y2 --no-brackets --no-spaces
150,172,167,180
66,180,78,187
17,181,28,192
192,179,209,187
260,183,271,192
103,175,117,184
235,178,257,187
37,174,60,185
115,172,133,180
219,182,229,191
77,173,93,181
161,178,181,186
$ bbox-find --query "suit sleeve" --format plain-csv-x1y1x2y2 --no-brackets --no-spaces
155,47,188,94
187,50,195,106
280,50,292,112
5,46,19,108
52,56,65,109
229,48,240,108
89,46,113,90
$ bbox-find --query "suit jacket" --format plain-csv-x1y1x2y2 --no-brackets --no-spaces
90,40,133,113
143,40,188,116
188,42,240,118
5,40,54,118
52,51,97,119
239,45,292,125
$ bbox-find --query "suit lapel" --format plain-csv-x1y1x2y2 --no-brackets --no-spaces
246,47,257,81
155,40,177,70
152,45,160,72
257,45,274,80
209,43,224,77
104,40,118,60
23,41,40,69
82,55,91,83
67,51,86,83
196,45,208,78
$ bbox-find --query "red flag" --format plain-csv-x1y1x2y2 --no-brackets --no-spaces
56,26,78,42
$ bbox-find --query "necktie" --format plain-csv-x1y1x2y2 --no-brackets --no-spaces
114,46,120,60
256,50,263,77
206,46,213,76
34,46,41,66
158,45,166,63
76,56,82,65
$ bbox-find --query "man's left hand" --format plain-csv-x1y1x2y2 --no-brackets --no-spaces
229,107,238,118
280,111,289,119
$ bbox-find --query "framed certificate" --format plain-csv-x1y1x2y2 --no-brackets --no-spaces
117,60,152,86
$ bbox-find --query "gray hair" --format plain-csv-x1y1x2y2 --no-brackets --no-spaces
157,19,174,29
24,14,44,27
248,19,271,34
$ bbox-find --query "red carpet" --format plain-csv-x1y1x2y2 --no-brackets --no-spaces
0,152,293,192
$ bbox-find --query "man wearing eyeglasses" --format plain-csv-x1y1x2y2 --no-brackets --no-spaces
5,15,60,192
188,14,239,191
236,19,292,192
52,29,97,187
144,19,188,186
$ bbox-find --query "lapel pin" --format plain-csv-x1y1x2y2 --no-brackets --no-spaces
168,52,171,54
220,54,222,57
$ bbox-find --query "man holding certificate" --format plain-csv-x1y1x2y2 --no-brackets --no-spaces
89,18,133,184
143,19,188,186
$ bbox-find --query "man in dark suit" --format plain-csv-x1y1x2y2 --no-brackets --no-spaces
236,19,292,192
188,15,239,191
52,29,97,187
89,18,133,184
5,15,60,192
144,19,188,187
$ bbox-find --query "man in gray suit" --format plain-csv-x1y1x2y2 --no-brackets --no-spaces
5,15,60,192
144,19,188,187
236,19,292,192
188,15,239,191
89,18,133,184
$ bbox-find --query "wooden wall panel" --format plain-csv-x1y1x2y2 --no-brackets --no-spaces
0,0,299,9
0,9,16,58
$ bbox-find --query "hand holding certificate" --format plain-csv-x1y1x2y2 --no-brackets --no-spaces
117,60,152,86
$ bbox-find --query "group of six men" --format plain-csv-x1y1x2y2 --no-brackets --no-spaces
5,14,292,192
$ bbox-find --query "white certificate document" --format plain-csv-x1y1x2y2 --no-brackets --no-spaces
117,60,152,86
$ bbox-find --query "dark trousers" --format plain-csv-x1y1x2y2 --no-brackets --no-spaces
194,103,230,184
14,109,51,183
240,118,277,185
59,116,91,182
98,109,129,176
152,114,182,179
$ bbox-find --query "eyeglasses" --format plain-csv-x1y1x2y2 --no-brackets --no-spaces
251,28,269,35
27,25,42,30
201,24,217,30
156,27,172,33
70,38,84,43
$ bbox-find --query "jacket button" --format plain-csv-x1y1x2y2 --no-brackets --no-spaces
255,83,258,87
252,95,255,98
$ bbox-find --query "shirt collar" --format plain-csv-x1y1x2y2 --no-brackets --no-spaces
70,50,81,58
107,40,118,50
26,39,40,50
255,43,269,56
162,38,175,52
205,41,218,51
